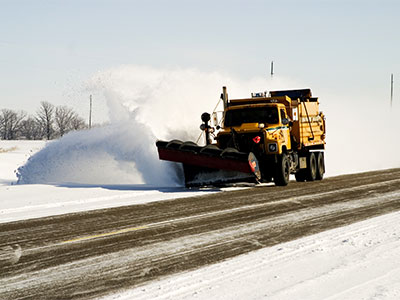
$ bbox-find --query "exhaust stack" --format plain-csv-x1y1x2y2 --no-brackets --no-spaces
222,86,228,109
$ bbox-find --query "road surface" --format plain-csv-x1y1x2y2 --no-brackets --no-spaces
1,168,400,299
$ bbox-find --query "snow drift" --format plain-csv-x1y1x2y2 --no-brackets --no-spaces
16,65,400,186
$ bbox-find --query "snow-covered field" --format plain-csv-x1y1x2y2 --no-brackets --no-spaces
2,141,400,299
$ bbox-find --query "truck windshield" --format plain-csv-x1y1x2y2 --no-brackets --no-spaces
224,107,279,127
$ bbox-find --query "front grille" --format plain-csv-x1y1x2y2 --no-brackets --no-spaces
218,132,264,154
238,133,264,153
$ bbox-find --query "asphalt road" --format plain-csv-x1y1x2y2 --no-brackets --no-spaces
1,168,400,299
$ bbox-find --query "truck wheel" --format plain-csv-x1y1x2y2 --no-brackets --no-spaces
306,152,317,181
274,153,290,186
316,152,325,180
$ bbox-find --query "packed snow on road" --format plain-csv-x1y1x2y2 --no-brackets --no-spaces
102,211,400,300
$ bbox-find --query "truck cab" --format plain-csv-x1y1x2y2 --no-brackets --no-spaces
216,102,292,158
214,89,325,185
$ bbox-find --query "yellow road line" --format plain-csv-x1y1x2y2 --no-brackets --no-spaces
62,225,149,244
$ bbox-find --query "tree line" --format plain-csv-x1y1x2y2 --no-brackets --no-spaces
0,101,87,140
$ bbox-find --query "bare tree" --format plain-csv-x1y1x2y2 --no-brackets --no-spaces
0,109,26,140
55,106,87,137
36,101,55,140
70,113,87,131
19,117,42,140
0,109,12,140
55,106,74,137
1,102,87,140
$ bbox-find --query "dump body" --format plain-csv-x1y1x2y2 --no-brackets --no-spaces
156,88,326,187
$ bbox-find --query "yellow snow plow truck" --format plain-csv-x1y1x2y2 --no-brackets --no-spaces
156,87,326,187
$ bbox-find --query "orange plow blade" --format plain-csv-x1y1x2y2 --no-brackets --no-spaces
156,140,261,187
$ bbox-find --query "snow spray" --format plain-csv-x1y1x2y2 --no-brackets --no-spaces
17,66,292,186
16,65,400,186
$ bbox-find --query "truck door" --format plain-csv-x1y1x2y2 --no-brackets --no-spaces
280,108,292,151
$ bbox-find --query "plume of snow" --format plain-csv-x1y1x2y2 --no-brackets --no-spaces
16,65,400,186
17,66,299,186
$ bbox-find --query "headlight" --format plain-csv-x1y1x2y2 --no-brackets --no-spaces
268,143,277,152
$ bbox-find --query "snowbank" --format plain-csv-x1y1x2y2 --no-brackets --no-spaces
0,184,219,224
0,140,46,185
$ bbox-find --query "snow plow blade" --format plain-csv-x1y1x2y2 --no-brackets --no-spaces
156,140,261,187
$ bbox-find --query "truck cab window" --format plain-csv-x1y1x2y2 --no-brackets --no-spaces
224,107,278,127
280,109,286,122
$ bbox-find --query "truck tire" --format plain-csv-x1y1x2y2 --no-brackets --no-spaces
274,153,290,186
306,152,317,181
316,152,325,180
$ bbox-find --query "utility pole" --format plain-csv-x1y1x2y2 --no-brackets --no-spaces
89,94,92,129
270,61,274,77
390,74,394,107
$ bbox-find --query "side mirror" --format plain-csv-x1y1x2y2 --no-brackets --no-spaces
282,118,290,125
212,112,218,126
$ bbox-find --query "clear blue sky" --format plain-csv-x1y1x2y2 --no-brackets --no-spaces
1,0,399,120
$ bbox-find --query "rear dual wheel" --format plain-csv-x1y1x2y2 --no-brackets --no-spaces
316,152,325,180
306,152,317,181
295,152,325,182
